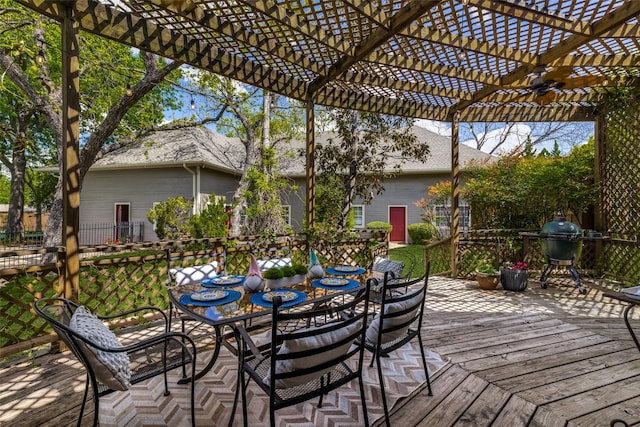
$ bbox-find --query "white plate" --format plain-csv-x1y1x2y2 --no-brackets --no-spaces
320,278,349,286
191,290,228,301
335,266,360,272
212,276,243,285
262,290,297,302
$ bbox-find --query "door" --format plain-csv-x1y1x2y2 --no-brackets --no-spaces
389,206,406,243
114,203,130,242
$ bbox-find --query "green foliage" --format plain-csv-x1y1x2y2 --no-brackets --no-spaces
315,109,429,228
280,265,295,277
463,141,596,228
263,267,284,280
407,222,438,243
293,263,308,275
366,221,392,232
190,195,228,238
0,174,10,203
146,196,192,239
475,259,499,274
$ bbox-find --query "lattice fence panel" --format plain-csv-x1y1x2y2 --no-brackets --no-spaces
0,267,61,349
1,233,382,357
600,88,640,282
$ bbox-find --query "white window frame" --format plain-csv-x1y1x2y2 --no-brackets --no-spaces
352,205,365,228
432,200,471,230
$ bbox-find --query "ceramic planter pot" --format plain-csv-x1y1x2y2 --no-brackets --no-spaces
500,268,528,291
476,270,500,290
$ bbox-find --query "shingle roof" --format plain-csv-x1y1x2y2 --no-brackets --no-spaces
92,126,491,175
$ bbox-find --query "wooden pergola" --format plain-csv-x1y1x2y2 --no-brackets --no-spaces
13,0,640,291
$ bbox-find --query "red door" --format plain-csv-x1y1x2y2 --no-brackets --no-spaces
389,206,406,242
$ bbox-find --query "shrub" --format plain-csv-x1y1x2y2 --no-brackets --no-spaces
263,267,283,280
366,221,392,232
280,265,296,277
293,263,308,275
407,222,438,243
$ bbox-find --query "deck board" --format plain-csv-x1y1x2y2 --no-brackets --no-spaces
2,276,640,426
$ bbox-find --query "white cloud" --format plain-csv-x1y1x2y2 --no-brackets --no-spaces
462,123,532,154
415,119,451,136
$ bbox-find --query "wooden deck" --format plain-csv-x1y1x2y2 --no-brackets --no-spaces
2,275,640,426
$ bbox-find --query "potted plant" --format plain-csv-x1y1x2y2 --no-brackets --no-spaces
475,260,500,290
501,261,528,291
264,263,308,289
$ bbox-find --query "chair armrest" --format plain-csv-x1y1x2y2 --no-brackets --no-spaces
236,326,266,361
97,306,170,331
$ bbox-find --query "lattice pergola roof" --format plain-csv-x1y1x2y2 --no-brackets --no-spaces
17,0,640,123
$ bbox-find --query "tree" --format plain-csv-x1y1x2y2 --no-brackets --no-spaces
198,74,303,236
146,196,192,240
315,109,430,229
0,3,208,248
461,140,596,228
461,121,593,155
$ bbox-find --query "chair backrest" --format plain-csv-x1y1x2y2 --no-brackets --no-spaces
250,239,293,272
33,298,132,391
265,284,370,389
166,246,227,286
366,263,430,347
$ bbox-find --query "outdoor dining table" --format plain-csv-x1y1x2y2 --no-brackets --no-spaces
604,290,640,352
166,273,368,383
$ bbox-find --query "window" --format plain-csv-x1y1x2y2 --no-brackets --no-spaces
432,201,470,230
282,205,291,226
151,202,160,231
351,205,364,228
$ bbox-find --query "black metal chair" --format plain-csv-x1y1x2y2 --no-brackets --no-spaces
33,297,197,427
364,264,432,426
234,282,372,427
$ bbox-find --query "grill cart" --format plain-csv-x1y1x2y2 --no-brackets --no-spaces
523,216,587,294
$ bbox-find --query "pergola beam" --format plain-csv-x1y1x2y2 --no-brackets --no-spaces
307,0,443,95
451,1,640,114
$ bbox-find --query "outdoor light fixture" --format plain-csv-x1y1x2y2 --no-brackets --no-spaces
191,97,195,110
35,49,45,66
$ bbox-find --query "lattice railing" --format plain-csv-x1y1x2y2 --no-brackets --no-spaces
598,88,640,283
0,232,382,358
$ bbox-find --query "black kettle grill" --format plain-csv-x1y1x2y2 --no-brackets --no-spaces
538,216,586,294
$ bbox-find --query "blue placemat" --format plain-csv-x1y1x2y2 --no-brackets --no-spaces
250,289,307,308
179,289,242,307
201,275,245,287
312,278,360,291
325,266,366,276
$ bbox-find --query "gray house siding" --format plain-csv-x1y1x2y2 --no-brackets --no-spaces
81,166,239,242
287,173,449,242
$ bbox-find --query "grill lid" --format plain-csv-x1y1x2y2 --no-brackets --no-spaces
540,215,581,238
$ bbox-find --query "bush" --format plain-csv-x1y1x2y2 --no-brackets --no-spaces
366,221,392,232
280,265,296,277
263,267,284,280
293,263,308,275
407,222,438,243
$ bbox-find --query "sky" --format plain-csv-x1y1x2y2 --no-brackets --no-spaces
415,119,594,155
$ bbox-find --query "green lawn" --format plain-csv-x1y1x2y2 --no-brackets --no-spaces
389,244,426,278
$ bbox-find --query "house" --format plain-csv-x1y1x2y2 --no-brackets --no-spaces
81,126,490,244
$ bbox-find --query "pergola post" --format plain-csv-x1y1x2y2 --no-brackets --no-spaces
305,98,315,232
450,112,461,277
594,111,605,232
61,2,81,300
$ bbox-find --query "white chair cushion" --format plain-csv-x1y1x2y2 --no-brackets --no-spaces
257,257,291,271
366,290,423,345
264,319,361,388
170,261,219,286
69,306,131,390
372,256,405,278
